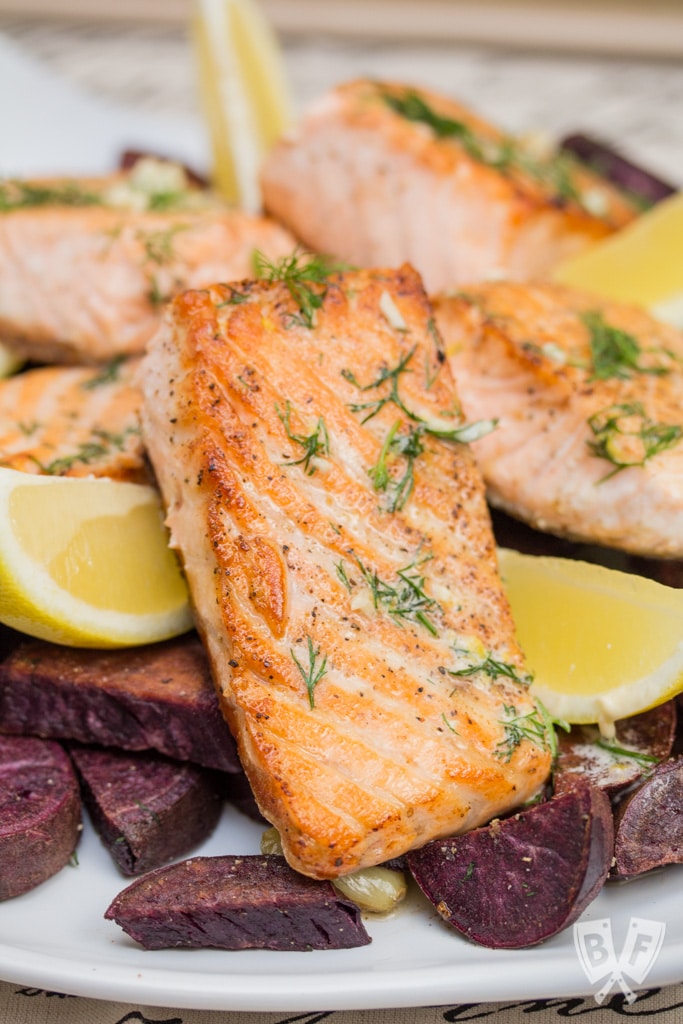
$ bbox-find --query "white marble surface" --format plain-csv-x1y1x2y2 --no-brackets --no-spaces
1,15,682,184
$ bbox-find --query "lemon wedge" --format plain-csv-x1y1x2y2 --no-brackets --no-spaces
0,468,192,648
0,342,23,378
191,0,293,211
553,191,683,328
498,547,683,730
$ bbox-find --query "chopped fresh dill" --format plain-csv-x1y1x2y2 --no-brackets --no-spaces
343,552,442,636
369,419,425,511
494,700,569,763
254,249,346,329
217,287,250,306
0,180,101,211
441,712,459,734
463,860,475,880
448,652,532,688
276,400,330,475
595,738,659,767
342,346,418,423
291,635,328,709
137,224,185,266
30,426,140,475
587,401,682,481
380,88,586,207
581,310,675,381
81,355,126,390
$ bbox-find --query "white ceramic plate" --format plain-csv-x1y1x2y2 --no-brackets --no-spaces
1,804,682,1012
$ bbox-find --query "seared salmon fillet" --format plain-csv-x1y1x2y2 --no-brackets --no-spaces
141,258,551,879
260,79,638,294
0,359,146,482
0,160,295,365
434,282,683,558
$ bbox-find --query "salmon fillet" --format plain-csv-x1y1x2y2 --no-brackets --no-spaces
434,282,683,558
260,79,638,294
0,162,295,365
0,359,147,482
140,259,551,879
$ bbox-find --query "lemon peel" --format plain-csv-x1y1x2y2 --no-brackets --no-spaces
553,191,683,328
498,547,683,729
191,0,293,211
0,468,192,647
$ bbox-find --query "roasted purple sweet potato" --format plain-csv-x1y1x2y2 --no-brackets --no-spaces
105,854,371,951
554,702,676,797
613,756,683,878
0,633,240,772
0,735,81,900
69,745,223,876
407,783,613,949
560,133,677,208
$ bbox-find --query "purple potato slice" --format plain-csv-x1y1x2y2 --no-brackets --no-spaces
0,735,81,900
105,854,371,950
613,756,683,877
407,783,613,948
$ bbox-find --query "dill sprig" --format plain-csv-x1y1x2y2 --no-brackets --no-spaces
30,426,140,475
595,738,659,768
448,652,532,688
338,553,441,636
582,310,675,381
587,401,682,481
254,249,345,329
342,347,418,423
369,419,425,511
291,635,328,709
494,700,569,763
81,356,126,390
381,88,585,207
0,180,101,211
276,400,330,475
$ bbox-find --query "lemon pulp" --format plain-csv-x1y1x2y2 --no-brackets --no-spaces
498,547,683,726
0,470,192,647
191,0,292,210
553,191,683,327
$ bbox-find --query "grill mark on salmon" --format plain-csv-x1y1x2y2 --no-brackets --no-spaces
261,80,638,294
0,360,147,482
141,262,551,879
434,282,683,557
0,172,296,365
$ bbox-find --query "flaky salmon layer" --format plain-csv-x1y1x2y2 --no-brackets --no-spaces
434,282,683,558
0,359,147,482
0,173,295,365
141,261,551,879
261,79,637,294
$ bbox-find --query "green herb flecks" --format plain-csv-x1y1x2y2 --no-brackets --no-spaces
339,552,441,636
138,224,186,266
494,700,569,763
581,310,675,381
342,346,418,423
254,249,346,329
291,635,329,709
380,88,586,208
587,401,682,481
81,356,126,390
0,180,101,211
276,400,330,475
595,738,659,768
217,287,250,307
369,419,425,511
448,651,532,688
30,426,141,475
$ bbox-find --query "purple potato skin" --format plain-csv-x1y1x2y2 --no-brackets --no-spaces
0,634,240,772
105,855,371,951
613,757,683,878
554,702,677,797
407,783,613,949
69,745,223,876
0,735,81,900
560,133,677,207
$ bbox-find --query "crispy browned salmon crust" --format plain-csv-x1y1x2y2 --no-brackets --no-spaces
434,282,683,557
0,175,295,365
261,79,637,293
141,262,551,879
0,359,147,482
